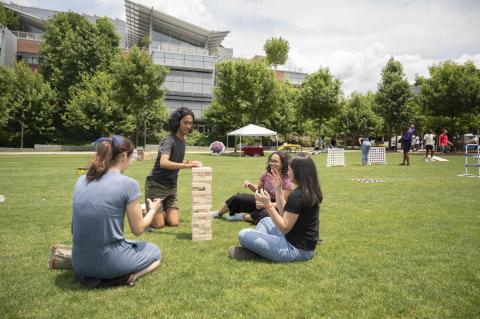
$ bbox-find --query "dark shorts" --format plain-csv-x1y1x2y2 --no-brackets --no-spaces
402,142,411,153
145,179,178,212
225,193,271,225
426,145,433,151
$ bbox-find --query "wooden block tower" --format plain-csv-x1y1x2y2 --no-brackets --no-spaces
191,167,212,241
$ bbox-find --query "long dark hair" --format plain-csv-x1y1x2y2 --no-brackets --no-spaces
266,151,289,176
289,153,322,207
86,135,134,183
168,107,194,134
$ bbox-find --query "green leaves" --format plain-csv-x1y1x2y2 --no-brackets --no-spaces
264,37,289,68
375,57,412,136
419,60,480,132
297,68,342,129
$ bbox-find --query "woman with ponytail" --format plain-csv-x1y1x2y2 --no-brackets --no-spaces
230,153,322,262
72,135,162,286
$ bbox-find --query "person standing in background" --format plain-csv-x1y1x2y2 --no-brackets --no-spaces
423,129,436,161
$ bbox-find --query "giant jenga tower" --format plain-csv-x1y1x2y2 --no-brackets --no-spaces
191,167,212,241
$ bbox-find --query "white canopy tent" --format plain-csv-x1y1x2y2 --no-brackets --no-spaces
226,124,278,155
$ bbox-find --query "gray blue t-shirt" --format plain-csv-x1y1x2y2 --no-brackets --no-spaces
72,171,140,250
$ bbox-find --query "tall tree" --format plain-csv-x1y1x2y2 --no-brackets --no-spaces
267,81,299,140
40,12,121,104
375,57,412,146
3,62,56,147
419,60,480,133
336,92,383,146
113,46,168,146
206,59,279,132
263,37,289,69
0,3,22,30
63,71,136,140
0,66,14,132
297,67,342,131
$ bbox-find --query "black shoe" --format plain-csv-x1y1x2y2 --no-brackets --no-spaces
228,246,260,260
399,163,405,166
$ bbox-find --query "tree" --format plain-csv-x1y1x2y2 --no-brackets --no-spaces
40,12,121,104
0,66,14,132
419,60,480,133
206,59,279,133
0,3,22,30
263,37,289,69
63,71,136,140
113,46,169,146
297,67,342,131
267,81,299,140
375,57,412,146
336,92,383,146
3,62,56,147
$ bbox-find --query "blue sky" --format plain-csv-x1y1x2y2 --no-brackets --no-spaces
10,0,480,94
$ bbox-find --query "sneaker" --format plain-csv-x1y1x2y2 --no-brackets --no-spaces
211,211,221,218
225,213,245,221
228,246,260,260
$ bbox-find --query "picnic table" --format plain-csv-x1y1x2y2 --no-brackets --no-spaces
278,144,302,153
242,146,264,157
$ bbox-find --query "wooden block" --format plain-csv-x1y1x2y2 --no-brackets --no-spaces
192,205,212,212
192,167,212,173
192,212,211,220
192,183,212,191
192,234,212,241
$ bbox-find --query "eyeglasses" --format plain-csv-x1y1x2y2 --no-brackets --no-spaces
269,160,280,164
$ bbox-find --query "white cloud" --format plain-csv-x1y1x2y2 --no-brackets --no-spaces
30,0,480,95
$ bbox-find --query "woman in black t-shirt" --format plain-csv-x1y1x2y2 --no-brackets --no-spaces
229,153,322,262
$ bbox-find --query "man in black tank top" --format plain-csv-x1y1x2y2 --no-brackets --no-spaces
145,107,202,229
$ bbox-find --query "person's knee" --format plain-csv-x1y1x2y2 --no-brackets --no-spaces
167,220,179,227
151,219,165,229
238,228,253,245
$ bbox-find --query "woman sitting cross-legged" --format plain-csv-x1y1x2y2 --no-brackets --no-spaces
229,153,322,262
72,135,162,287
211,151,293,224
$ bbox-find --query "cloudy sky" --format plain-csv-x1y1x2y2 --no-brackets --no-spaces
11,0,480,95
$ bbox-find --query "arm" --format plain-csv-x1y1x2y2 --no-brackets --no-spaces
126,198,162,236
243,180,261,193
159,154,202,170
255,189,299,234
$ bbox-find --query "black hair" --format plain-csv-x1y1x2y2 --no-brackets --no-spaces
168,107,195,134
289,153,322,207
266,151,289,176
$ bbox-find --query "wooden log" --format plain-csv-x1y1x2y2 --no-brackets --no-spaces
48,244,73,270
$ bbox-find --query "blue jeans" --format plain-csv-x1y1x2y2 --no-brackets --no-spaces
361,143,371,165
238,217,314,262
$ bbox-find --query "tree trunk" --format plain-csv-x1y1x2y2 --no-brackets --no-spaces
20,121,24,149
144,117,147,148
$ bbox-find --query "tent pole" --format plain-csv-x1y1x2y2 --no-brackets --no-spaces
240,136,242,157
226,135,228,152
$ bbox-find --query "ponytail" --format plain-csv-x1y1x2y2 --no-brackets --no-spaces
86,135,134,183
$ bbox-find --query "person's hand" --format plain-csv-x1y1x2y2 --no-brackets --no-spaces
147,198,162,213
255,200,265,209
265,170,282,190
189,160,203,168
243,180,250,188
255,189,271,207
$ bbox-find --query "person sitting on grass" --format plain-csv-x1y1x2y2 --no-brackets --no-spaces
211,151,293,224
72,135,162,287
229,153,322,262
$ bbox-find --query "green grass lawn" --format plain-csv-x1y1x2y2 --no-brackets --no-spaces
0,151,479,318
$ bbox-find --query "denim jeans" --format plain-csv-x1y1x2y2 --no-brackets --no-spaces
238,217,314,262
362,142,371,165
